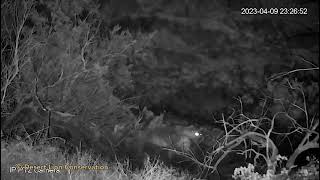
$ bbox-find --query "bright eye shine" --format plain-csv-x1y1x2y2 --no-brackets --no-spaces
195,132,200,136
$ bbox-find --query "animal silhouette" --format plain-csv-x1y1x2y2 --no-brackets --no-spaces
126,124,203,166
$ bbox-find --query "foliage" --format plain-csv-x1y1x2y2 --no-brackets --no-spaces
232,163,273,180
183,71,319,178
1,0,318,179
232,156,319,180
1,0,40,112
291,156,319,180
1,140,191,180
1,0,155,160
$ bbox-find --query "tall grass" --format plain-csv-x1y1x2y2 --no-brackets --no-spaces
1,140,193,180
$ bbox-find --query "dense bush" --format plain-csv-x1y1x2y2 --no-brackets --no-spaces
1,0,154,160
1,0,318,179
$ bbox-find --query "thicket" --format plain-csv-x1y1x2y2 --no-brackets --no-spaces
1,0,319,179
1,0,155,163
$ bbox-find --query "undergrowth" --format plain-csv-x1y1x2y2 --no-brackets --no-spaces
1,140,192,180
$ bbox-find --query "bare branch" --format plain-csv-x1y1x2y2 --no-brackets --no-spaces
286,120,319,169
269,67,319,81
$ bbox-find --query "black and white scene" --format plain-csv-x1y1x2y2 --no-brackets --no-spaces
1,0,319,179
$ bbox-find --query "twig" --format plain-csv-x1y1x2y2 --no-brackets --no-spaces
269,67,319,81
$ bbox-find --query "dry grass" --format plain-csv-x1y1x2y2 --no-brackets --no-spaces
1,140,193,180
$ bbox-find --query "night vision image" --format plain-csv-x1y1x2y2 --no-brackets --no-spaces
1,0,319,179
